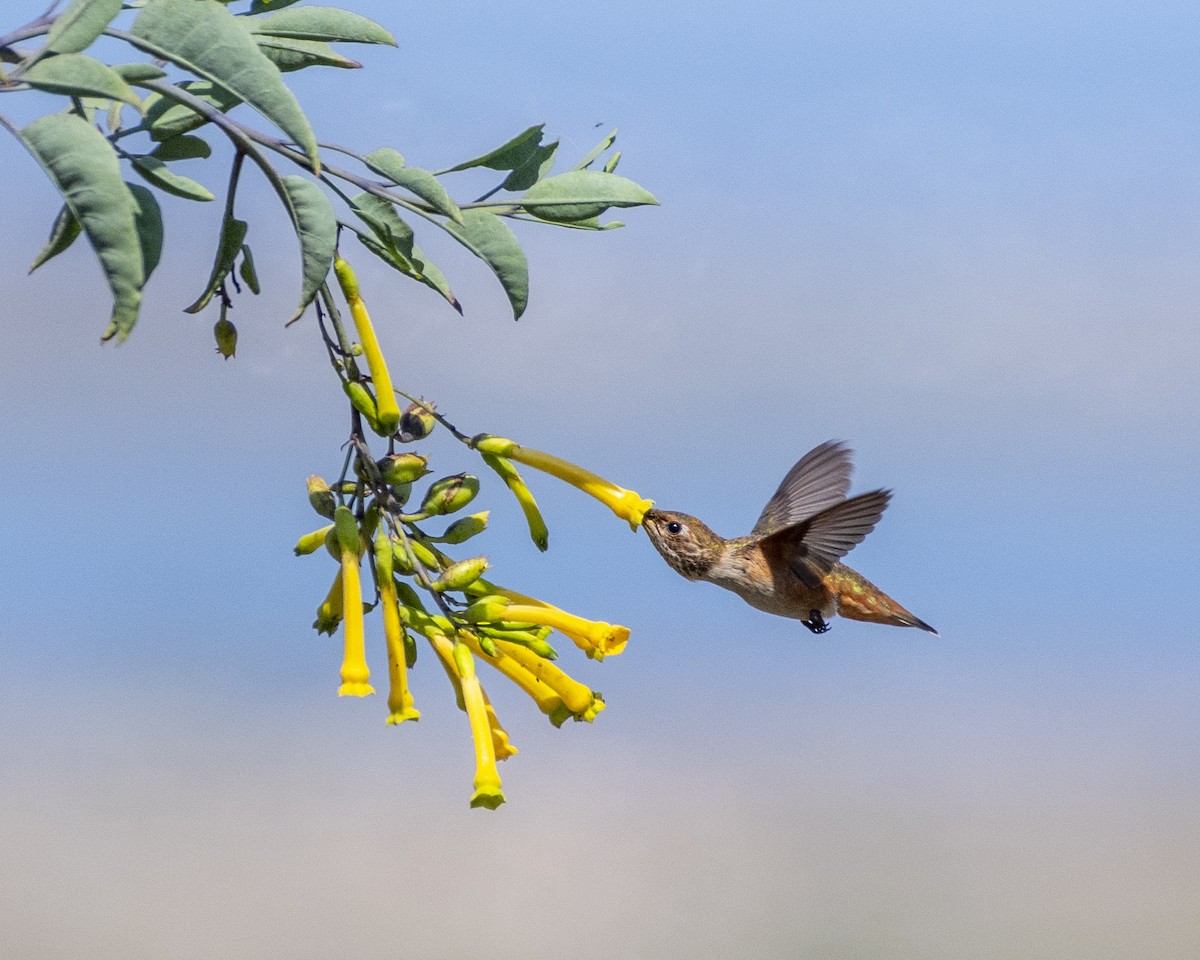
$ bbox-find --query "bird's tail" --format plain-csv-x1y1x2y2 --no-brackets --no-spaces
825,564,939,635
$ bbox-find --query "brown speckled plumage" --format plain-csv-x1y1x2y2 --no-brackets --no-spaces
642,442,937,635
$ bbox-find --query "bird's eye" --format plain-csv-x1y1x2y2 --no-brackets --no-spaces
667,521,683,535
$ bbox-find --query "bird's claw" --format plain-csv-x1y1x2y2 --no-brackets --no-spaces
803,611,831,635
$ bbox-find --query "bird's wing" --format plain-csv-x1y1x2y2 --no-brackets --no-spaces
766,489,892,586
748,441,854,540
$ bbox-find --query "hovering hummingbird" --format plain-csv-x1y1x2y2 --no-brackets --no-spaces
642,441,937,635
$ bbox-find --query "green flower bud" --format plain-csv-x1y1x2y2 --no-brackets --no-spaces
398,402,436,442
429,556,489,592
373,531,395,581
389,481,412,506
213,317,237,359
460,595,511,623
342,380,384,434
294,524,334,556
390,541,415,576
437,511,489,544
471,434,515,457
306,475,336,519
324,525,341,561
333,505,362,554
479,626,559,660
377,453,430,486
419,474,479,517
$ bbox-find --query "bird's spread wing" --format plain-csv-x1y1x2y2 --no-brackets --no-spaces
749,441,854,540
767,489,892,586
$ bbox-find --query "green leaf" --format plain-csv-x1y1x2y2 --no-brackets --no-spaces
348,192,459,311
245,6,396,45
254,36,360,72
46,0,124,54
185,215,248,313
28,205,82,274
572,128,617,171
126,182,164,283
280,175,337,322
144,80,241,142
130,155,215,201
129,0,320,172
24,53,143,108
11,113,144,340
151,134,212,161
520,170,658,223
248,0,307,13
111,63,167,83
364,148,462,224
501,139,558,192
443,210,528,319
438,125,545,175
238,243,260,294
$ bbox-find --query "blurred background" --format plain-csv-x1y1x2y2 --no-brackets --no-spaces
2,1,1198,957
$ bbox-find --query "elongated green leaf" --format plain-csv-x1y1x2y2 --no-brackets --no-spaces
443,210,528,319
29,205,82,273
249,0,308,14
144,80,241,142
501,139,558,192
572,128,617,171
521,170,658,223
130,0,319,171
245,6,396,45
46,0,124,54
126,182,163,282
185,216,247,313
151,134,211,161
130,156,215,201
355,233,459,313
364,148,462,224
438,125,545,175
280,175,337,322
12,113,144,339
24,53,142,108
239,244,260,294
348,192,459,311
112,63,167,83
254,36,360,72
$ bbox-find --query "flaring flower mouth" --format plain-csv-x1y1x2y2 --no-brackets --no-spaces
473,436,653,529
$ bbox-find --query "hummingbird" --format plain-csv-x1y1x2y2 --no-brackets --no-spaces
642,441,937,635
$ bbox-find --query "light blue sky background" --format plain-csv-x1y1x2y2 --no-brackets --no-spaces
2,1,1198,957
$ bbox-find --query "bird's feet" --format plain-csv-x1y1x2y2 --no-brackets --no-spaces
802,611,831,635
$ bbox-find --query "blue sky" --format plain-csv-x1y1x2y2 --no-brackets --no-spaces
2,1,1199,957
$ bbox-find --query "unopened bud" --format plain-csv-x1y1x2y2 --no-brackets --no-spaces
419,474,479,516
306,475,336,519
471,434,515,457
333,505,362,554
377,453,430,486
429,556,489,592
294,524,334,556
398,402,436,442
438,511,489,544
213,317,237,359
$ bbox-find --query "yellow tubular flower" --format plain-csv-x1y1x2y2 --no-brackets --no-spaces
479,453,549,551
495,640,604,722
457,631,566,722
426,630,466,709
333,256,401,435
451,642,506,810
503,603,629,660
475,437,652,530
337,543,374,697
380,578,419,724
